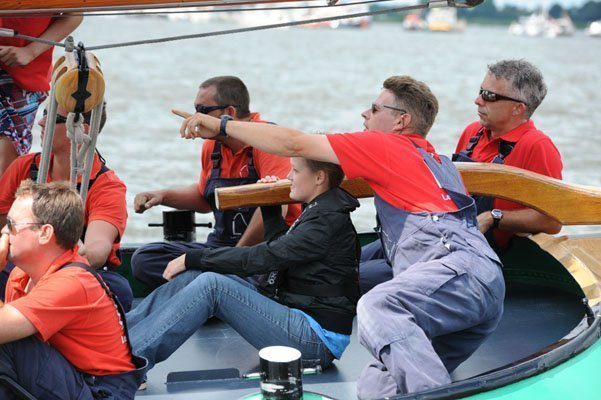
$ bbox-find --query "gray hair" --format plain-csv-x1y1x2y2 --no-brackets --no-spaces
487,59,547,119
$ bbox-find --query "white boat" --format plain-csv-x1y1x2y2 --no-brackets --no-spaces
588,20,601,37
509,11,575,38
426,8,466,32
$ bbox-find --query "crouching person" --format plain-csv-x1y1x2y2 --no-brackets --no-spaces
127,158,360,371
0,181,145,400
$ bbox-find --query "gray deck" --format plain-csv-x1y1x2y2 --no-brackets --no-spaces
135,285,583,399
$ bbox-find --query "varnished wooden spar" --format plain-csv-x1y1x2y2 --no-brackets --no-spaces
2,0,302,12
215,162,601,226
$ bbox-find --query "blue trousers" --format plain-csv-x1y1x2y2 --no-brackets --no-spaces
0,336,145,400
359,241,393,295
0,262,133,312
130,241,222,289
126,270,334,371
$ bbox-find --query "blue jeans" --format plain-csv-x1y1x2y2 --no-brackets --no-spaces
130,241,221,289
127,271,334,371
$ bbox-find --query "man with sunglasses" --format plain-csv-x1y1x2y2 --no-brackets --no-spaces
0,180,145,399
0,104,134,312
178,75,505,398
454,59,562,251
131,76,300,290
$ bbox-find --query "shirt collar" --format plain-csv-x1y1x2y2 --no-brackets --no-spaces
486,119,534,143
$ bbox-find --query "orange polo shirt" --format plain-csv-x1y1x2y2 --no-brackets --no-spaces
197,113,301,225
0,153,127,267
6,250,135,375
456,120,563,247
0,17,54,92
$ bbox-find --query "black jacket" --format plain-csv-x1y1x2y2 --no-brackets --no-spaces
185,187,360,334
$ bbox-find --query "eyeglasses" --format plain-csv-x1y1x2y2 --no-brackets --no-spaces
479,89,526,105
371,103,407,114
194,104,238,114
42,109,68,124
5,217,42,235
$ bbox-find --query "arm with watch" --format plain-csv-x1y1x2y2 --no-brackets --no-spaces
477,208,562,235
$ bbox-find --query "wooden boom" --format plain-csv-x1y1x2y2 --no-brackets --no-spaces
215,162,601,226
2,0,302,13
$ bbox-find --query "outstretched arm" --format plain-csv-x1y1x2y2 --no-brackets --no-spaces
176,111,340,164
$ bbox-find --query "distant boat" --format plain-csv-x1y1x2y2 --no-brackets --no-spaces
426,8,466,32
588,20,601,37
402,12,426,31
509,11,575,38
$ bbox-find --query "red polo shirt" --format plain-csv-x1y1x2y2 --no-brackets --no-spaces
6,250,135,375
455,120,563,247
0,153,127,267
198,113,301,225
0,17,54,92
327,131,459,213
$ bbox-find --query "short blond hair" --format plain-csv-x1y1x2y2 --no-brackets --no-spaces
383,76,439,137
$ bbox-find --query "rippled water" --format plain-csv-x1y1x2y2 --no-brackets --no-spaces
29,15,601,242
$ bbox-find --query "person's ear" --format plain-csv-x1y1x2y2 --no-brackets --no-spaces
37,224,54,245
315,170,327,187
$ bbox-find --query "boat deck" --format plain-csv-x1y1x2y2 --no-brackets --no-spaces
135,284,584,399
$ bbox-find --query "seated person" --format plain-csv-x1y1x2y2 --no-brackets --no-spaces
0,104,133,311
132,76,300,290
127,158,360,371
454,59,562,251
0,181,145,400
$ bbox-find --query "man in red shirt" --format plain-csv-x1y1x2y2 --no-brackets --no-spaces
132,76,300,289
0,104,133,311
178,75,505,398
454,59,562,251
0,180,144,399
0,15,83,175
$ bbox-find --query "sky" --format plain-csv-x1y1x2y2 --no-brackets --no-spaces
492,0,590,8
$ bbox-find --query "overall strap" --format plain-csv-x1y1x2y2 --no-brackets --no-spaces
462,128,486,157
209,141,223,179
245,147,258,178
29,153,42,182
59,262,134,361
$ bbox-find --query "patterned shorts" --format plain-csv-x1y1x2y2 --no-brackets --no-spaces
0,70,47,155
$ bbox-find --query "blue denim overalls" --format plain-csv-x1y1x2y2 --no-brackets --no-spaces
356,145,505,399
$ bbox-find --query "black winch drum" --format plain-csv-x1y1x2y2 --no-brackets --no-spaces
259,346,303,400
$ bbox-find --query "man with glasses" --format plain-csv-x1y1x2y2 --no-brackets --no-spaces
0,180,145,399
453,59,562,252
132,75,300,289
178,75,505,398
0,104,134,312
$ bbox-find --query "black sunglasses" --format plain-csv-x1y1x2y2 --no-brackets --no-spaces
371,103,407,114
194,104,238,114
42,109,68,124
479,89,526,105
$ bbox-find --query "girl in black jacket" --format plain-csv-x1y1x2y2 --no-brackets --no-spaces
127,157,360,371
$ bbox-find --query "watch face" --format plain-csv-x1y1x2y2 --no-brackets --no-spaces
491,209,503,219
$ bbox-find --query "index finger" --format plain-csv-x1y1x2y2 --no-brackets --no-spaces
172,109,192,119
